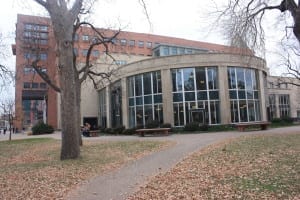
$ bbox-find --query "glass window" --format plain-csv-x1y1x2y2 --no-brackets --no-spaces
82,35,89,41
171,47,177,55
135,75,143,96
40,32,48,39
40,53,47,60
120,39,127,46
163,47,169,56
183,68,194,91
172,69,183,92
40,39,48,45
39,25,48,31
24,82,31,88
143,73,152,95
236,68,245,89
152,71,162,93
146,42,152,48
32,82,38,88
228,68,236,89
40,82,47,89
178,48,185,55
127,71,163,128
207,68,217,90
279,94,290,118
228,67,260,122
196,68,206,90
172,67,220,126
129,40,135,46
138,41,144,47
24,67,35,74
186,49,193,54
24,24,33,30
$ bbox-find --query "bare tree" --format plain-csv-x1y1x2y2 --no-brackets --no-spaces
0,99,15,141
25,0,120,160
0,33,14,92
215,0,299,49
213,0,300,83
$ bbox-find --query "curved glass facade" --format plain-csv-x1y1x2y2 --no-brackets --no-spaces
228,67,260,122
172,67,220,126
128,71,163,128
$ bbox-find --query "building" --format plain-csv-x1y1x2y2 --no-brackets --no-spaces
13,14,300,131
266,76,300,120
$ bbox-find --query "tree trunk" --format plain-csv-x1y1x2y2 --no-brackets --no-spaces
59,41,81,160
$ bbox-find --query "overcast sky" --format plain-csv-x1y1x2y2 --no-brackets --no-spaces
0,0,292,98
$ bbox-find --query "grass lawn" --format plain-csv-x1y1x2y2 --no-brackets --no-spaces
128,133,300,200
0,138,170,199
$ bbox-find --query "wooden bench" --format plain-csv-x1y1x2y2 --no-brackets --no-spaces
135,128,171,137
234,121,271,132
88,130,100,137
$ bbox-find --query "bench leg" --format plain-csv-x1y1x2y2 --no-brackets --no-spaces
238,127,245,131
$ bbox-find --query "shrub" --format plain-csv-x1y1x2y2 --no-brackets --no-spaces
112,126,125,134
208,124,235,132
145,120,159,129
199,124,209,131
103,128,112,134
282,117,293,123
31,122,54,135
122,128,136,135
161,123,171,128
271,118,282,123
184,122,200,131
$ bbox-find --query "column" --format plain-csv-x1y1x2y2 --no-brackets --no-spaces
218,65,231,124
121,78,129,128
161,69,174,125
258,70,267,121
106,86,111,128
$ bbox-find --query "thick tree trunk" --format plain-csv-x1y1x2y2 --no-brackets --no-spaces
59,41,81,160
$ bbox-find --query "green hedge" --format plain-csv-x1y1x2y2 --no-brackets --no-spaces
31,122,54,135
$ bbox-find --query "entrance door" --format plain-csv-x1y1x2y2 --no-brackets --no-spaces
190,109,205,125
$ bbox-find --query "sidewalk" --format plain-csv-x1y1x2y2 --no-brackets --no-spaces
66,126,300,200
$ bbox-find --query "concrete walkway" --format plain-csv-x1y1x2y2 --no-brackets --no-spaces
64,126,300,200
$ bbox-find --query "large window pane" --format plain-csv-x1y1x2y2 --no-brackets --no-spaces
196,68,206,90
236,68,245,89
172,67,220,126
207,68,217,90
228,67,260,123
135,75,143,96
143,73,152,95
183,68,195,91
127,71,163,128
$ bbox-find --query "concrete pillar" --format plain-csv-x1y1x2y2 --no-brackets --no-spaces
106,86,111,128
258,70,267,121
161,69,174,125
218,65,231,124
121,78,129,128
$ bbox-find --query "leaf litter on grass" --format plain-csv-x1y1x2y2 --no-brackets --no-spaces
0,138,172,200
127,133,300,200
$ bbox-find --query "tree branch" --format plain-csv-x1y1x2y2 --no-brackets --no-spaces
31,60,61,93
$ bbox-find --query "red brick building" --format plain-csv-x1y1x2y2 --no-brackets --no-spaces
13,14,248,131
